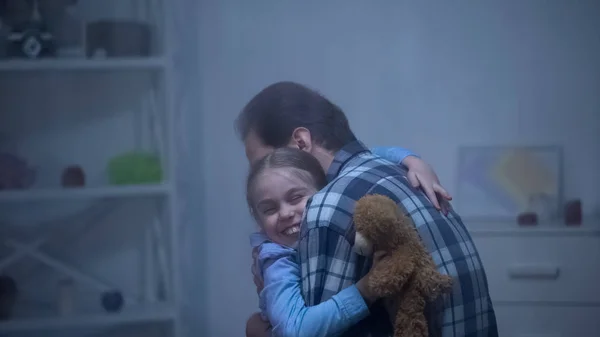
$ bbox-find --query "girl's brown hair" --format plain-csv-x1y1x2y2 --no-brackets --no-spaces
246,147,327,219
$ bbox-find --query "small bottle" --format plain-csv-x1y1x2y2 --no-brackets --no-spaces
564,200,583,226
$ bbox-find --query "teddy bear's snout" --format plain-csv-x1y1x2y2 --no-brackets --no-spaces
353,232,374,256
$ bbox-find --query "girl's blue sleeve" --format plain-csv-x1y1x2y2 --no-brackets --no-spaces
261,254,369,337
370,146,419,164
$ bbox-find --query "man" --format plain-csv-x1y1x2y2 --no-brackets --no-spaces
237,81,498,337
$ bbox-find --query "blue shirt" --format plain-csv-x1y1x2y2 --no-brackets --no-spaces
299,141,498,337
250,146,415,337
250,233,369,337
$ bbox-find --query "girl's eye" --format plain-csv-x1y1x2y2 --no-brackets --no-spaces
262,208,276,215
290,195,303,203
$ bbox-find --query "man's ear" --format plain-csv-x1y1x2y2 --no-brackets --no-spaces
289,127,313,152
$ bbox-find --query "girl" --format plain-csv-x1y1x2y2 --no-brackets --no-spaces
246,146,436,337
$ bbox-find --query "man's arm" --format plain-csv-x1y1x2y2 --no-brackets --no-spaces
297,195,359,306
393,190,499,336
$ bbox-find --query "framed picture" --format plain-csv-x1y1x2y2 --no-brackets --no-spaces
455,145,563,221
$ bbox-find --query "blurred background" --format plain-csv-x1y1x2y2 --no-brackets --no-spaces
0,0,598,336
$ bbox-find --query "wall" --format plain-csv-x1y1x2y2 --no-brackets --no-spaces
196,0,600,336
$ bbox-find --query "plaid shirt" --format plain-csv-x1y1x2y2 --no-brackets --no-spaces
297,141,498,337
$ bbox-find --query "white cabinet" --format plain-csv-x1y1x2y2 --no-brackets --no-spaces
0,1,182,336
469,221,600,337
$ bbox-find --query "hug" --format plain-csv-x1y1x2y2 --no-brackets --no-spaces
235,81,498,337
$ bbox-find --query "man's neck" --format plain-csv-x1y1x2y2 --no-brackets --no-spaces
311,147,335,174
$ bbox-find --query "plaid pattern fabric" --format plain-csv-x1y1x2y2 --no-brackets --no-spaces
297,141,498,337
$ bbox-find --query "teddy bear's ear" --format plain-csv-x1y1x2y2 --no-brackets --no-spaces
353,232,374,256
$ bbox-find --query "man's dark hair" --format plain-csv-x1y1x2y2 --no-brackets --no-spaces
235,81,357,151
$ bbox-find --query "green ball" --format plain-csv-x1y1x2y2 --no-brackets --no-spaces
107,152,163,185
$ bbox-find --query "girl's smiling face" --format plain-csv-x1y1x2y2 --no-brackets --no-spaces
250,167,317,247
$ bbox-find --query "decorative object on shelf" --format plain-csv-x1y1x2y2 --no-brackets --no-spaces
61,165,85,187
6,0,55,59
0,275,17,320
101,290,124,313
0,0,83,59
517,212,538,226
53,0,85,58
0,152,36,190
564,199,582,226
86,20,151,58
456,145,563,221
107,152,162,185
57,278,75,316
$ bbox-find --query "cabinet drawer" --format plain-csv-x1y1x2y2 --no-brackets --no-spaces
473,236,600,304
494,304,600,337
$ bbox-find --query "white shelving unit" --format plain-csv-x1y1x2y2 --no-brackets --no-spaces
0,57,168,72
0,184,172,202
0,1,182,337
0,305,176,333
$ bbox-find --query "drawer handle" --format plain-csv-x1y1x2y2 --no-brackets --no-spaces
507,264,560,279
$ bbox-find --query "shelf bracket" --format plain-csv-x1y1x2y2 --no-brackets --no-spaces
4,239,136,303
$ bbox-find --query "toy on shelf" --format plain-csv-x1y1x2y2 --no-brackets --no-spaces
101,290,124,313
61,165,85,187
107,152,162,185
517,212,538,226
0,152,36,190
4,0,57,59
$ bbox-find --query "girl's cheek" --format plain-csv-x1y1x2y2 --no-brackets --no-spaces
300,197,310,208
263,214,277,228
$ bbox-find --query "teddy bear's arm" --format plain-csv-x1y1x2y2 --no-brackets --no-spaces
367,250,415,298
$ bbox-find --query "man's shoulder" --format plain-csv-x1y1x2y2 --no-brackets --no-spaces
326,152,411,190
303,153,418,232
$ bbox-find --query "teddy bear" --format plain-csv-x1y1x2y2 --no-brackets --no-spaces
353,194,454,337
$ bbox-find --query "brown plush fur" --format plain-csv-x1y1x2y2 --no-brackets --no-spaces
353,194,453,337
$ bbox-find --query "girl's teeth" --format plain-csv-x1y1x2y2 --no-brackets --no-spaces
284,226,299,235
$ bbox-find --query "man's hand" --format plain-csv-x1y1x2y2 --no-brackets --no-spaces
401,156,452,215
356,251,387,305
252,248,264,294
246,312,271,337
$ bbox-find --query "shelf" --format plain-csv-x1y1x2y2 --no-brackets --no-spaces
470,227,600,237
0,184,171,203
0,306,176,333
0,57,168,72
466,217,600,237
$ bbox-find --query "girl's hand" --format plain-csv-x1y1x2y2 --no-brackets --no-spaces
246,312,271,337
356,251,387,305
401,156,452,215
